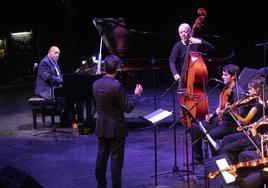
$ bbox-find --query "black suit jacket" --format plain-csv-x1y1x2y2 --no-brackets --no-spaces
93,76,139,139
35,56,63,99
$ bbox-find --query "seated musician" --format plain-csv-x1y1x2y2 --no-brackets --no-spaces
220,148,268,188
220,157,263,188
34,46,65,127
220,74,268,188
35,46,63,100
191,64,245,164
209,150,268,188
219,76,268,164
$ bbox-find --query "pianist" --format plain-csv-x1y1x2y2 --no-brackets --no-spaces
35,46,63,99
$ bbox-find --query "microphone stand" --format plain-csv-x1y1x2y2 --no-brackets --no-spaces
96,36,103,75
151,57,157,111
178,82,222,186
150,80,188,182
154,80,221,186
159,79,185,121
93,18,104,75
188,82,222,143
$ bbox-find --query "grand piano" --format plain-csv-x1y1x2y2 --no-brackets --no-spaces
91,17,233,85
55,18,174,130
57,17,233,131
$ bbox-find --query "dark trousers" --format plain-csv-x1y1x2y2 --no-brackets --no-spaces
219,132,258,164
191,116,237,160
222,171,262,188
95,137,125,188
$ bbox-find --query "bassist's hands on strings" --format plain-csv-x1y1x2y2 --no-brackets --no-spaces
189,37,202,45
173,74,181,82
205,113,213,122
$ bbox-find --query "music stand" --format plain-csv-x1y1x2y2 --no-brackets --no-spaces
194,121,220,152
139,108,172,187
182,104,219,188
177,82,222,178
152,81,189,182
206,154,235,187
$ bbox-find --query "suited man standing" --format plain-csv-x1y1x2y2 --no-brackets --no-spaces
35,46,63,99
93,55,143,188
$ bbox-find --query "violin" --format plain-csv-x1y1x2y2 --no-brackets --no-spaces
208,157,268,179
221,95,258,126
228,95,258,111
211,94,258,124
237,116,268,132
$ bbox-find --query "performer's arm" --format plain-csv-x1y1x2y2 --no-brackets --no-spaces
229,107,258,125
169,43,181,81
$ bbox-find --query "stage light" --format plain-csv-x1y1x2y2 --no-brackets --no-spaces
11,31,32,37
10,31,32,40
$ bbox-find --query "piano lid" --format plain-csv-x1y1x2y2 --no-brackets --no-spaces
92,18,176,59
92,18,235,75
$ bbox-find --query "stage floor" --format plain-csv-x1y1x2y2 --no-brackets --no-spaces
0,83,223,188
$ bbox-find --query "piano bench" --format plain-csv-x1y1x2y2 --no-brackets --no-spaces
28,97,58,129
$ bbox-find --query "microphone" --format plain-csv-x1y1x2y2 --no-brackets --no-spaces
33,63,38,71
210,78,224,84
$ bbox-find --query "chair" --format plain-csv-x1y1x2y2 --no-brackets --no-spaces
28,63,63,129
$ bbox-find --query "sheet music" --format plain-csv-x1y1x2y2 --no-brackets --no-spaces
216,158,236,184
198,122,219,151
144,108,172,124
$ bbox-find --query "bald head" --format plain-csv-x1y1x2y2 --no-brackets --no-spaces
48,46,60,54
48,46,60,63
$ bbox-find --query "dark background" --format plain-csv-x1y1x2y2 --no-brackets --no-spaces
0,0,267,86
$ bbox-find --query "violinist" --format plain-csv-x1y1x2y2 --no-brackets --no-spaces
210,152,266,188
191,64,244,164
169,23,214,84
217,158,263,188
219,76,268,164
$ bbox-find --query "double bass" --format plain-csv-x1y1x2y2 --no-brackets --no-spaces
180,8,209,127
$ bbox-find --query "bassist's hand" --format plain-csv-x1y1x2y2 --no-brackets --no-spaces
174,74,181,81
205,114,213,122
